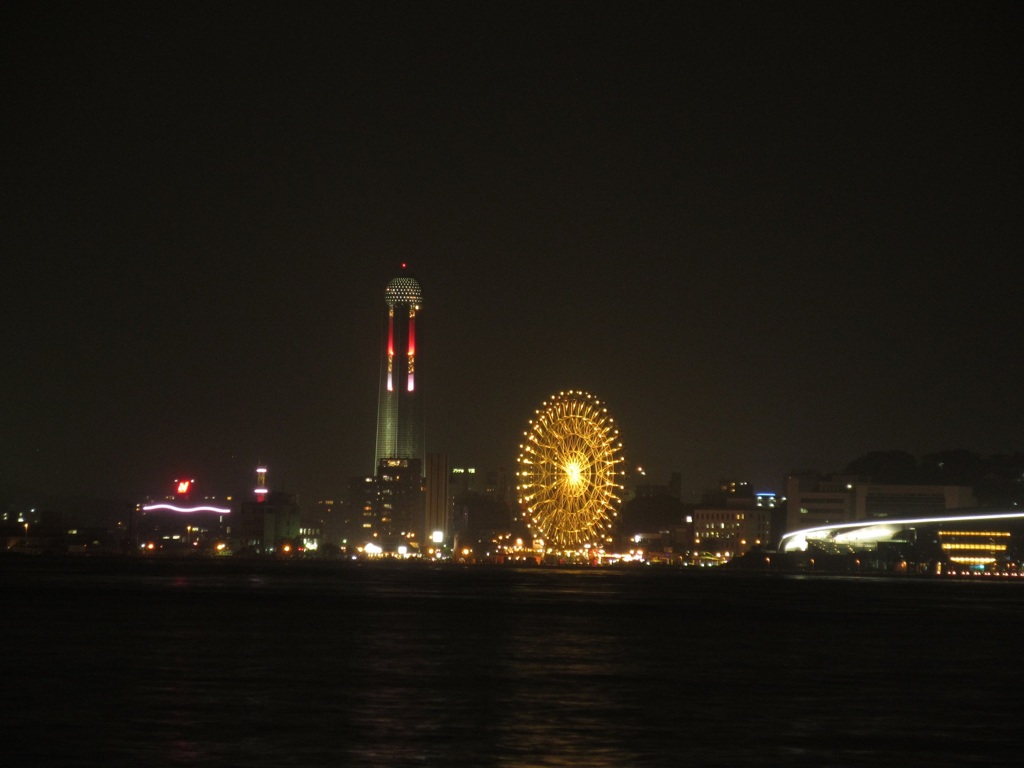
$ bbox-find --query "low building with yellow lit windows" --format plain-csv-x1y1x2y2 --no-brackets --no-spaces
692,506,771,564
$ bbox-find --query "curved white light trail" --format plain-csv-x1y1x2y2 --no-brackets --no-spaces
142,503,231,514
779,510,1024,552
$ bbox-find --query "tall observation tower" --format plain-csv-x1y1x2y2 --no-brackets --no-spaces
374,264,424,476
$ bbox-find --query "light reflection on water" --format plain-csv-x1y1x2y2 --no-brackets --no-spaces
2,561,1023,766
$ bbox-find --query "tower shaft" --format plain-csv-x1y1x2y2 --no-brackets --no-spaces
374,269,424,475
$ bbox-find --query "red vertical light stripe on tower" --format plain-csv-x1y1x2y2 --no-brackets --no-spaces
407,310,416,391
387,312,395,392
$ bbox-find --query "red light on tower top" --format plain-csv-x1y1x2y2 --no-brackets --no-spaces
175,479,194,495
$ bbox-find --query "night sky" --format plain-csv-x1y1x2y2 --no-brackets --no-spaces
4,2,1022,504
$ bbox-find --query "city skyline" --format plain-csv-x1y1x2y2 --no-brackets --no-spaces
3,3,1022,504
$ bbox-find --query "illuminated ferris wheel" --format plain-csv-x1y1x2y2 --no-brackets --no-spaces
516,390,625,551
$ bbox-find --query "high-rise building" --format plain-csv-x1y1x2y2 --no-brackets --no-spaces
375,457,424,547
340,460,425,554
374,265,424,475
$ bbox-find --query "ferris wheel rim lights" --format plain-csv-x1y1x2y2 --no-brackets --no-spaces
516,390,625,552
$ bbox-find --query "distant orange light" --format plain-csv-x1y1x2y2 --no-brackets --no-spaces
176,480,191,494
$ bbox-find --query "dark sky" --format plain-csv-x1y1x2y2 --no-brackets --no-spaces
4,1,1022,503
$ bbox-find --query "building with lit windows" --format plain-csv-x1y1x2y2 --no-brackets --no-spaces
308,498,345,549
784,473,976,536
374,457,423,548
341,459,425,554
342,475,380,545
375,265,424,474
692,507,770,562
783,473,857,533
684,480,772,563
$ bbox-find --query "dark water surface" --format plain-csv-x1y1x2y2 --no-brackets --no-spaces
2,557,1022,766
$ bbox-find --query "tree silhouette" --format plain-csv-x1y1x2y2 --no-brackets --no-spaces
844,450,918,483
